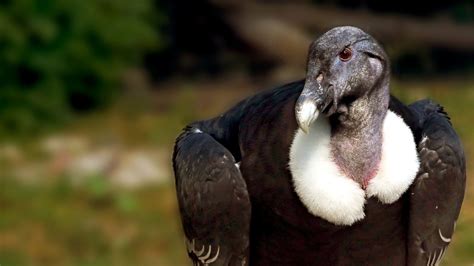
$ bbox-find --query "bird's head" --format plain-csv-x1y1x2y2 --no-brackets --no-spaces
296,26,389,133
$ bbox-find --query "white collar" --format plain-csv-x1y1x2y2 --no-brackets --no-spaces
289,110,420,226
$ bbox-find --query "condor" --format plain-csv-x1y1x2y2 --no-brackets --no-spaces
172,26,466,266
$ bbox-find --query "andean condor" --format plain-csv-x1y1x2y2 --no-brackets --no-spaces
172,26,466,266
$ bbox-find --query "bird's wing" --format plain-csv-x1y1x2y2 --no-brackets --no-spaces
173,127,251,266
407,100,466,266
173,80,304,265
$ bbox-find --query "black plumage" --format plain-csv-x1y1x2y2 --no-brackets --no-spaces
172,27,466,266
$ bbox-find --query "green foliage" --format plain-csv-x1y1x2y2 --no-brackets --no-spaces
0,0,163,136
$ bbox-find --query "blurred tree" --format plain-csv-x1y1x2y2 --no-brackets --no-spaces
0,0,164,136
312,0,473,19
145,0,253,81
150,0,473,81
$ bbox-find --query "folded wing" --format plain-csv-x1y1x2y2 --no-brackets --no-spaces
407,100,466,266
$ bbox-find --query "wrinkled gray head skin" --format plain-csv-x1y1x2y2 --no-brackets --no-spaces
295,26,391,187
296,26,390,132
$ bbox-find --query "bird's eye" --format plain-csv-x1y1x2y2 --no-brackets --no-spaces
339,47,353,61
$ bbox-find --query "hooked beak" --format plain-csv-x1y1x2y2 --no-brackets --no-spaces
295,93,320,134
295,75,335,133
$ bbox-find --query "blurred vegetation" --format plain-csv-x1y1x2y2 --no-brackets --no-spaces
0,0,164,137
1,0,473,138
0,0,473,265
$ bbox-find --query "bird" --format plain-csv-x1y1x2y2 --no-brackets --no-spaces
172,26,466,266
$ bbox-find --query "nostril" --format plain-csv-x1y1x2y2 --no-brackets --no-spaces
316,73,323,83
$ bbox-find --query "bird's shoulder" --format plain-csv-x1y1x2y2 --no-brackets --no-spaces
390,97,466,265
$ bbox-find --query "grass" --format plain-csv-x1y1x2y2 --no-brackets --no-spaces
0,177,188,266
0,77,473,265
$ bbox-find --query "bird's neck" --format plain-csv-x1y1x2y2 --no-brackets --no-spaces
329,85,389,188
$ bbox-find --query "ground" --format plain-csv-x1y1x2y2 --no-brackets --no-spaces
0,76,473,266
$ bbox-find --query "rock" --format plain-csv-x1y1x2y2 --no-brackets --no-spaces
41,135,88,155
67,148,117,183
109,150,169,188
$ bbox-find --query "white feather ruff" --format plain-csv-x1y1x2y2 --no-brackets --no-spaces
289,111,419,226
366,111,420,204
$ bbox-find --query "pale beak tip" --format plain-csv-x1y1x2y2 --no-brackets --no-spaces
296,104,318,134
299,124,310,134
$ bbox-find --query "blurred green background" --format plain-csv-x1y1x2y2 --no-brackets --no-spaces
0,0,473,265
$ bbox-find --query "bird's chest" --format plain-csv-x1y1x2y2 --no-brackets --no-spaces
241,110,419,227
243,151,409,261
242,141,410,265
248,196,408,266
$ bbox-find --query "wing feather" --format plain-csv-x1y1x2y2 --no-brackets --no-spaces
173,129,251,265
407,101,466,266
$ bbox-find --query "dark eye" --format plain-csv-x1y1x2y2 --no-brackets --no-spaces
339,47,353,61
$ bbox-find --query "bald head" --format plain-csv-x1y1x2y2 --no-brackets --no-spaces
296,26,390,133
